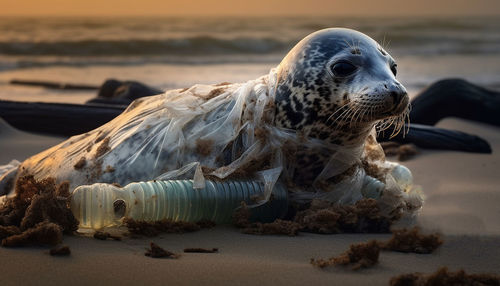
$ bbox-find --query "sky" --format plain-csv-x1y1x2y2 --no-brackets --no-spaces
0,0,499,17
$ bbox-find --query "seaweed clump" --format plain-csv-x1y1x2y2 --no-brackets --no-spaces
232,202,252,228
380,142,419,161
0,225,21,239
145,242,180,259
390,267,500,286
232,202,300,236
242,219,301,236
311,240,380,270
294,198,393,234
183,247,218,253
2,221,62,247
381,227,443,254
233,199,392,236
73,157,87,170
124,218,215,237
0,176,79,247
309,227,443,271
94,137,110,159
49,245,71,256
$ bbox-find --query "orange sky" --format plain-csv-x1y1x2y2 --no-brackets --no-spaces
0,0,499,16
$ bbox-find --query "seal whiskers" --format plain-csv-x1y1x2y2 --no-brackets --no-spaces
376,105,410,138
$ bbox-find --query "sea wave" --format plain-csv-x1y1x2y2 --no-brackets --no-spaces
0,54,284,71
0,16,499,65
1,35,499,58
0,36,291,56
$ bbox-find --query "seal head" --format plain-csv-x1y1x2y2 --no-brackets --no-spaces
274,28,409,146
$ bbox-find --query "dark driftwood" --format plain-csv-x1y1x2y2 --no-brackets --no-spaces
0,100,124,136
0,78,497,152
378,123,491,153
9,79,99,90
0,99,492,153
86,79,163,105
410,79,500,127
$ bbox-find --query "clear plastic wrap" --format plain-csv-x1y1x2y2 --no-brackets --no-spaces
7,68,423,219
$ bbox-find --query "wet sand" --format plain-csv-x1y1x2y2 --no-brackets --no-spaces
0,117,499,285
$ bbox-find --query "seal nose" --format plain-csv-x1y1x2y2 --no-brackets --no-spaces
384,81,407,106
390,90,406,106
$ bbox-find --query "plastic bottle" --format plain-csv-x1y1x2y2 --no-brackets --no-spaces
361,164,414,199
71,180,288,229
390,164,413,191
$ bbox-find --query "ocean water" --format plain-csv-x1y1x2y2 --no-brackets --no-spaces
0,16,499,103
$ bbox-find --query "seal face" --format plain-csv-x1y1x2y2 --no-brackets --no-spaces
274,28,409,146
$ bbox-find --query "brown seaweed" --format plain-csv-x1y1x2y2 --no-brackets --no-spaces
49,245,71,256
390,267,500,286
183,247,218,253
73,157,87,170
145,242,180,259
124,218,214,237
398,144,419,161
232,202,300,236
381,227,443,254
311,240,380,270
242,219,301,236
2,221,62,247
0,225,21,240
0,176,79,247
295,199,392,234
94,137,110,158
232,202,252,228
380,142,419,161
20,189,79,233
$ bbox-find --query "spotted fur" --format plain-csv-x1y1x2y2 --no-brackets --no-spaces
273,28,409,186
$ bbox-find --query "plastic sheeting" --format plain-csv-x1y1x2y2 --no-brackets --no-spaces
5,68,423,219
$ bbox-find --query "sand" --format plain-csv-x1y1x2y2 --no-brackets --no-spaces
0,117,499,285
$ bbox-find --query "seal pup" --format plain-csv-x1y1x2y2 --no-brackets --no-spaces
1,28,415,211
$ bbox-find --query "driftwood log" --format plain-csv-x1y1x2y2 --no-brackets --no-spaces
378,124,491,153
410,79,500,127
9,79,99,91
0,78,497,153
86,79,163,105
0,100,124,136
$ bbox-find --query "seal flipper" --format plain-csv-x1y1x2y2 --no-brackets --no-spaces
0,160,20,196
378,123,492,154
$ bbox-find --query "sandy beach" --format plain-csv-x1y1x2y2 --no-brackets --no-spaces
0,117,499,285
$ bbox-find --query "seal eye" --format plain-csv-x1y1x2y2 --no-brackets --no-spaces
330,62,357,77
391,64,397,76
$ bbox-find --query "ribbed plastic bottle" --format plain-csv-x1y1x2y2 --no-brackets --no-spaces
71,180,288,229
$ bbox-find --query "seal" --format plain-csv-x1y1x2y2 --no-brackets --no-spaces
1,28,417,211
273,28,409,188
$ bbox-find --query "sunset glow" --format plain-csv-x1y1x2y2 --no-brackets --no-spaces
1,0,499,16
